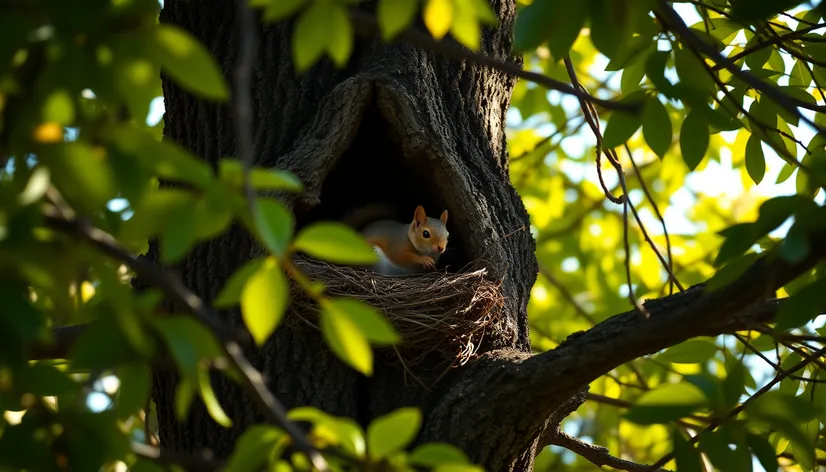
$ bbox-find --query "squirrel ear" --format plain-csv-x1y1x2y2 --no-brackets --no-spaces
440,210,448,225
413,205,427,225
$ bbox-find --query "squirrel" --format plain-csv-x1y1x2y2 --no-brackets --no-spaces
342,204,450,276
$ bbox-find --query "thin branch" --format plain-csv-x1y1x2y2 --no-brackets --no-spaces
562,56,649,317
649,342,826,469
41,211,329,472
550,431,672,472
345,9,641,113
537,263,598,325
625,145,683,293
507,225,826,433
655,0,825,133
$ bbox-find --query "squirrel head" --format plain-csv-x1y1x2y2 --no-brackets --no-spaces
407,205,449,257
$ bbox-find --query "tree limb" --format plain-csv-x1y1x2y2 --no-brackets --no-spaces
549,431,672,472
501,228,826,427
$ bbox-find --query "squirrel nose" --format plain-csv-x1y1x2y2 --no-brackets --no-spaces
435,245,444,253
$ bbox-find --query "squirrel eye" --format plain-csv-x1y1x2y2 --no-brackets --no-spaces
422,230,430,239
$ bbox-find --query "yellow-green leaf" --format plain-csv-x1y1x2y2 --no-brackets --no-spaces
378,0,418,40
262,0,307,21
293,222,378,265
197,366,232,427
42,89,75,125
424,0,453,39
625,383,707,424
367,407,422,459
322,298,400,345
253,198,295,258
214,257,266,308
151,25,228,100
241,258,289,346
293,1,330,72
320,306,373,375
327,4,353,67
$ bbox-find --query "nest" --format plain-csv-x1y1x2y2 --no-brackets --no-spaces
286,258,511,372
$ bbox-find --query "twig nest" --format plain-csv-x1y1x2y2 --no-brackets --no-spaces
286,258,511,368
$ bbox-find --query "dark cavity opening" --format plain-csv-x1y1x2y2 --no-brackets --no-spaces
294,103,468,272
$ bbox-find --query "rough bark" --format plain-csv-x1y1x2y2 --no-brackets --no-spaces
150,0,542,470
147,1,826,471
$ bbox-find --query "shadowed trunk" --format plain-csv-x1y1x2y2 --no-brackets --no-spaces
149,0,544,470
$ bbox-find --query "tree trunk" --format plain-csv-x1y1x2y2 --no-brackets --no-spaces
150,0,544,470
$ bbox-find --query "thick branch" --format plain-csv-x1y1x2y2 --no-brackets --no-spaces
502,229,826,422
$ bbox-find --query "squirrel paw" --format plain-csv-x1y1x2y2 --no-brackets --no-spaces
420,256,436,271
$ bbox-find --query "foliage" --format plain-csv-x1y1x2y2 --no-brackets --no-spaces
0,0,825,470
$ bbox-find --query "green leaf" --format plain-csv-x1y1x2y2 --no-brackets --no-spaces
293,1,331,72
674,46,715,94
603,110,642,149
160,200,197,263
17,166,50,206
775,275,826,331
262,0,307,21
214,258,267,308
151,25,228,100
241,258,289,346
224,425,285,472
707,253,759,292
747,391,817,467
253,198,295,258
367,407,422,460
779,224,811,265
658,339,718,364
377,0,418,39
625,383,707,425
115,363,150,420
249,168,304,192
410,443,470,467
744,134,766,185
197,366,232,427
321,305,373,375
326,4,353,67
642,97,672,158
671,428,704,472
450,1,482,50
721,362,746,411
42,89,76,125
680,110,709,170
154,317,224,379
46,143,117,215
293,222,378,265
513,0,553,52
790,60,813,88
747,433,779,472
322,298,400,345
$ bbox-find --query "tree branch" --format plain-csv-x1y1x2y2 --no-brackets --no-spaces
655,0,825,133
549,431,672,472
41,210,329,472
505,228,826,423
345,9,641,113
